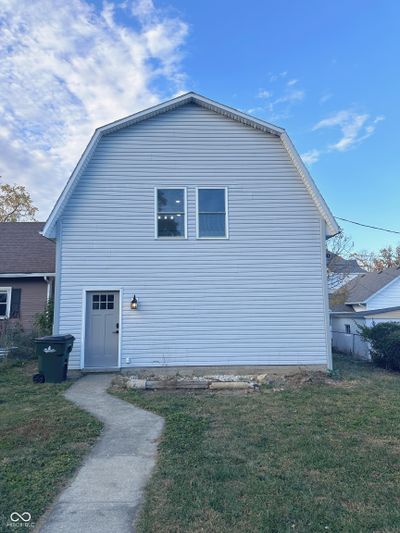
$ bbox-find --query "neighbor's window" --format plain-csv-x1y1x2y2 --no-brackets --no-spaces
156,188,186,238
0,288,12,319
345,324,351,334
197,188,228,238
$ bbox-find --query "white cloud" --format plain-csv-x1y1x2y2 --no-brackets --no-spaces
273,89,304,105
268,71,287,82
373,115,385,124
301,149,321,165
0,0,188,217
247,106,265,115
257,89,271,99
313,110,383,152
302,109,384,166
319,92,333,104
313,111,352,130
255,74,304,121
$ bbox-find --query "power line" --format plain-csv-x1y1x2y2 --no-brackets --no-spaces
335,216,400,235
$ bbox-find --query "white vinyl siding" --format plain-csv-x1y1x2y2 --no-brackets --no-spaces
56,103,329,369
331,317,370,359
366,276,400,310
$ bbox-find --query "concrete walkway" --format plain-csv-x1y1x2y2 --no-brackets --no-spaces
39,374,164,533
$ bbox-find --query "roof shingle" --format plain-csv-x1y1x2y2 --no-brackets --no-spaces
341,267,400,304
0,222,55,274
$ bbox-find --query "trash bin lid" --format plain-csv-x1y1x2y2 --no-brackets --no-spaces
35,334,75,343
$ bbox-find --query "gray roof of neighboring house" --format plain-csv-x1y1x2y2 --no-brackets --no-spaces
326,251,366,274
0,222,55,274
338,267,400,304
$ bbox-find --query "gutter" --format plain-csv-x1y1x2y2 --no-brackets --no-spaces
0,273,55,278
330,305,400,318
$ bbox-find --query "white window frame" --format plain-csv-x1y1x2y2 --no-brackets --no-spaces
0,287,12,319
345,324,351,335
196,187,229,240
154,187,187,239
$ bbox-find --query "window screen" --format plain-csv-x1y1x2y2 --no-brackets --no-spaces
198,188,227,238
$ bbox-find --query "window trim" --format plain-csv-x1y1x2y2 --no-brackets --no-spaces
154,187,187,239
0,287,12,319
345,324,351,335
196,187,229,240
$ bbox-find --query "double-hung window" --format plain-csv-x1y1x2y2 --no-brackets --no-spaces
197,188,228,238
156,188,186,238
0,287,12,319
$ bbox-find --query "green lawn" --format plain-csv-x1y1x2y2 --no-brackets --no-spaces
0,361,102,531
113,355,400,533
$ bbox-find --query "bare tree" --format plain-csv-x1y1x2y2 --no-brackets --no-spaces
326,232,355,292
351,245,400,272
350,249,377,272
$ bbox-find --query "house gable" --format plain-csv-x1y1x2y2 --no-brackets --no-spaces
42,92,338,238
366,275,400,310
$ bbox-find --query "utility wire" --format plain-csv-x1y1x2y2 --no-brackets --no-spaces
335,216,400,235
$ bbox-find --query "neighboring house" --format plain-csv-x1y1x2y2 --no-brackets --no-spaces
331,267,400,358
0,223,55,331
42,92,339,371
326,251,366,292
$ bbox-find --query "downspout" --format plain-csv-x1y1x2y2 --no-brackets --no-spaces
44,276,52,301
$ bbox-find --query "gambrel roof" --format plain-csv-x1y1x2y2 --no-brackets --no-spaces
42,92,339,238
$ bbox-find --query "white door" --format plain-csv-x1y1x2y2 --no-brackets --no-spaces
85,291,119,368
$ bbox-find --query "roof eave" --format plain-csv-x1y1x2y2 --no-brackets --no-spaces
0,272,55,278
280,132,339,236
331,305,400,318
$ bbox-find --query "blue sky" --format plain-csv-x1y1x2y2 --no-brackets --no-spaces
0,0,399,252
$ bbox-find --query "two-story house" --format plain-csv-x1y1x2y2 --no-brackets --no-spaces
42,92,339,371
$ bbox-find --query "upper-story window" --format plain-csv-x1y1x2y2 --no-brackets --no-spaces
345,324,351,334
0,287,12,319
156,188,186,238
197,188,228,239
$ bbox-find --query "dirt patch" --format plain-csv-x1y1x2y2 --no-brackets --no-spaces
111,368,353,393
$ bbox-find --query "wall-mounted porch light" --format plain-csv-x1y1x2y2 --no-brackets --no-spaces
130,294,138,310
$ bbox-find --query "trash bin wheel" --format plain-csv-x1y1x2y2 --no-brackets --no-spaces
32,373,45,384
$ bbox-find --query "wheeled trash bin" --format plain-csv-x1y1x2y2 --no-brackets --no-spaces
33,335,75,383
